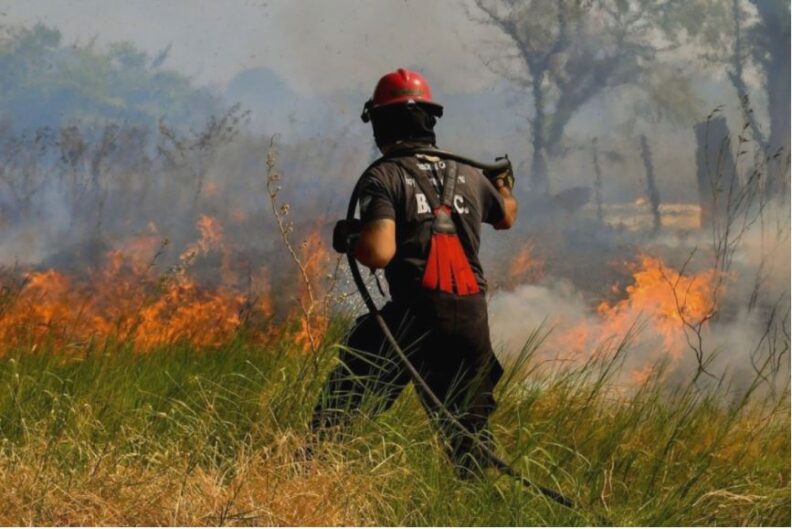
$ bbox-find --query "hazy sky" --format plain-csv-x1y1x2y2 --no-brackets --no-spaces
0,0,757,202
0,0,505,95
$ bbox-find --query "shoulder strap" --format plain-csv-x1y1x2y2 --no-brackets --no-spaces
391,155,458,212
439,160,458,209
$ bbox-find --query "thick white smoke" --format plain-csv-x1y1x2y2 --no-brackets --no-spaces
488,202,790,392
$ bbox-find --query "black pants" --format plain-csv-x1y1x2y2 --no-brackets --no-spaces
311,290,503,473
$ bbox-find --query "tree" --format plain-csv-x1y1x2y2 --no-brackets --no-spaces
748,0,790,196
677,0,790,196
470,0,675,195
0,23,220,132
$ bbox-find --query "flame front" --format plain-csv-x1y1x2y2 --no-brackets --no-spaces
0,216,272,353
542,255,721,374
506,241,545,287
595,255,718,355
290,226,334,351
2,214,721,382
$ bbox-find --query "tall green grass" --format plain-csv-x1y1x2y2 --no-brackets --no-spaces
0,325,788,525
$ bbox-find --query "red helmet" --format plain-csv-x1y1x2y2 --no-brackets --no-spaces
361,68,443,122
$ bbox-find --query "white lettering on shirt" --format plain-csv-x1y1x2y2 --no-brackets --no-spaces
417,161,447,171
416,193,431,214
453,194,469,214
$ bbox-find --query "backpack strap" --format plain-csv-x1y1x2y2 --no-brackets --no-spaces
391,155,458,214
357,151,480,296
438,160,458,210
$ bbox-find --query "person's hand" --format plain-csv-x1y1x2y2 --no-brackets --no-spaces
483,159,515,191
332,219,362,254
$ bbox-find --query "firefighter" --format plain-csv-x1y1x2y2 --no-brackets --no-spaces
311,68,518,476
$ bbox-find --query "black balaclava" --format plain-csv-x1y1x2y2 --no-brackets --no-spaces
370,103,438,149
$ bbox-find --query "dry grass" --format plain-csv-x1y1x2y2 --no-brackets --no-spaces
1,434,381,525
0,329,788,526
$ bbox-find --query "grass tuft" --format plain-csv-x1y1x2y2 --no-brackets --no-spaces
0,325,788,525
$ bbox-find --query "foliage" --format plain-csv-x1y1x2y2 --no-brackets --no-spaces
471,0,703,192
0,23,220,131
658,0,790,196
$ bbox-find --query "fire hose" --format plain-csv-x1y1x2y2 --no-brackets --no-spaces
342,148,576,510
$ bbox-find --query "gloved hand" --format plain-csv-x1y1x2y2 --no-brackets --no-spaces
483,157,515,191
332,219,362,254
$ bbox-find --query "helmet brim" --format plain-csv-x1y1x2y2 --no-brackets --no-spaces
361,99,443,123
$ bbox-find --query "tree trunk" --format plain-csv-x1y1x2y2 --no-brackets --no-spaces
728,0,767,148
591,138,603,222
530,69,549,196
693,116,739,228
639,135,661,233
751,0,790,197
765,21,790,197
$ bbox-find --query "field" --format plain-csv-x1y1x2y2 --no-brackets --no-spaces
0,134,787,526
0,5,790,526
0,325,788,526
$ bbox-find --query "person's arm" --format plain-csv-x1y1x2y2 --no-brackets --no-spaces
481,165,518,230
340,167,398,269
354,218,396,269
494,183,518,230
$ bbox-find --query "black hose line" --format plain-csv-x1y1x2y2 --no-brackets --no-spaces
343,149,576,510
385,147,512,173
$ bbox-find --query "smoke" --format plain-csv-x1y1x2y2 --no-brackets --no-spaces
1,0,763,202
0,7,788,391
489,280,589,356
488,202,790,391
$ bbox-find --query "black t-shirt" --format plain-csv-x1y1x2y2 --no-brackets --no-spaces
358,149,506,301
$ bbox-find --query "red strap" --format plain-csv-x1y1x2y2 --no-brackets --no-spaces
422,235,440,290
451,240,471,296
446,234,480,295
421,233,480,295
436,235,453,294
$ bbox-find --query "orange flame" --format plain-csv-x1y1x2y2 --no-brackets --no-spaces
506,241,545,287
547,255,720,376
595,255,718,354
290,227,334,351
0,216,290,353
180,214,224,262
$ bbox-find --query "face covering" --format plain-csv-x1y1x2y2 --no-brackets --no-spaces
371,103,438,149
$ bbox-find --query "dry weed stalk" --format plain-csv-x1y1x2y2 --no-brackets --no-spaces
661,107,789,385
264,136,342,352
